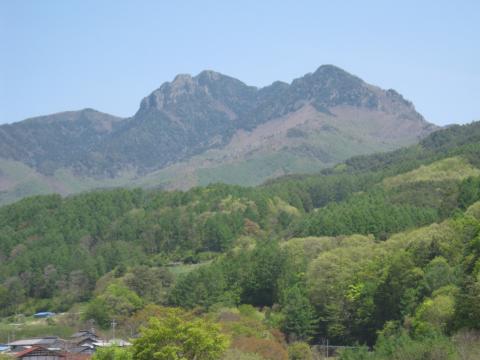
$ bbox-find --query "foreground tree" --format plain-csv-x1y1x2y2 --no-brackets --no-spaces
132,308,229,360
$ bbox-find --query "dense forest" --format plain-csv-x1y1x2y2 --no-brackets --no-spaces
1,121,480,359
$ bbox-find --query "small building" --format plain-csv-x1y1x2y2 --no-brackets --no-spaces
69,329,101,352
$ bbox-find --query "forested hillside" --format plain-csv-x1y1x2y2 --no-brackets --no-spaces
1,121,480,359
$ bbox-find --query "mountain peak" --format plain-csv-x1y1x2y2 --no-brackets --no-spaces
311,64,363,84
19,108,122,126
0,64,437,204
172,73,193,84
196,69,223,81
314,64,355,75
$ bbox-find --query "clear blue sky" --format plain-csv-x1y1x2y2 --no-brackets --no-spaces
1,0,478,125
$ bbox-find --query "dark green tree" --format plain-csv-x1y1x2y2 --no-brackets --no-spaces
282,286,318,342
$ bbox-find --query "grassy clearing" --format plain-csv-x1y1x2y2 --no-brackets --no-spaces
196,151,325,187
168,262,211,278
0,316,75,342
383,156,480,188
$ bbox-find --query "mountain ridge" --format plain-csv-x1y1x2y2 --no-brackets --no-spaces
0,65,438,203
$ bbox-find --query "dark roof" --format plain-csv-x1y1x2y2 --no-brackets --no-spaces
71,330,97,338
74,335,99,344
69,346,94,354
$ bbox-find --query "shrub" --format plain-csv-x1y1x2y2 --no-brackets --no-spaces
232,337,288,360
288,342,313,360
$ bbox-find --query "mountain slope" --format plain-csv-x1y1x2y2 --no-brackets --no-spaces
0,65,437,203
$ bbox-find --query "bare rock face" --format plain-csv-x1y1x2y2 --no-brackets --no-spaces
0,65,438,202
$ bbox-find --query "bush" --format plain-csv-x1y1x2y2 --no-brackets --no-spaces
338,346,370,360
222,349,263,360
92,347,133,360
288,342,313,360
373,332,457,360
232,337,288,360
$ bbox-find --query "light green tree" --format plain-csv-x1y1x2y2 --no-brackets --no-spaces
132,308,229,360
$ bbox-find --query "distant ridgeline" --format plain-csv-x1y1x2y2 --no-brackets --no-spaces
0,65,436,204
0,120,479,352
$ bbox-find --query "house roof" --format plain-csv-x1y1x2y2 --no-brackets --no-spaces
74,336,100,344
14,346,64,358
34,312,55,317
69,345,94,354
14,346,91,359
71,330,97,338
8,337,62,347
92,339,132,347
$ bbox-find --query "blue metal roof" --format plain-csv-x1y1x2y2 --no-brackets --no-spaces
33,311,55,317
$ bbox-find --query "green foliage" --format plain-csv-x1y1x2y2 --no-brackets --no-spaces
299,190,439,238
339,329,458,359
458,176,480,209
84,284,143,328
0,185,279,315
372,331,457,360
373,252,423,329
170,241,287,309
420,257,454,296
92,347,133,360
239,242,286,306
132,308,229,360
123,266,173,303
169,263,237,309
287,342,313,360
281,286,317,342
306,236,378,344
412,293,455,336
382,157,480,188
221,349,263,360
338,346,370,360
